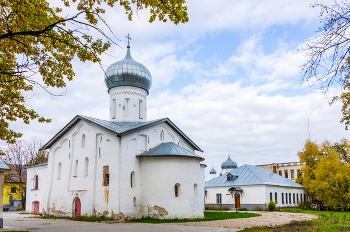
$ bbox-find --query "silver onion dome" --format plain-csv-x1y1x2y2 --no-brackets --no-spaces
221,155,237,169
104,45,152,93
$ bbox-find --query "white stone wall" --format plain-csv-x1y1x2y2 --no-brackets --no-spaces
27,117,203,219
26,164,48,214
109,86,147,122
139,156,204,219
43,120,120,217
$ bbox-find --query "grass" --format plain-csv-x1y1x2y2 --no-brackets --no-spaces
241,209,350,232
74,215,115,222
129,211,260,223
32,214,69,220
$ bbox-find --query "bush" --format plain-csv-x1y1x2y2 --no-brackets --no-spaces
252,206,264,211
238,207,248,211
298,201,312,210
267,200,276,211
204,205,230,211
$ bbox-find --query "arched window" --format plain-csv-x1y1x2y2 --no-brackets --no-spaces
174,183,180,197
81,134,85,148
34,175,38,190
131,171,135,188
57,162,61,180
160,131,164,142
74,160,78,177
133,197,136,207
99,147,101,158
84,158,89,176
194,183,198,198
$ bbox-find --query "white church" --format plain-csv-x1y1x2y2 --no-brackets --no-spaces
26,45,206,219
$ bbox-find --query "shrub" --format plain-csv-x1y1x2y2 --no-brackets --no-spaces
238,207,248,211
252,206,264,211
204,205,230,211
298,201,312,210
267,200,276,211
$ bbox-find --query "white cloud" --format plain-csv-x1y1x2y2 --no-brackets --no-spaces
148,80,348,179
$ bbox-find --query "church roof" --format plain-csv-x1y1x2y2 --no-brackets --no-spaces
137,142,204,161
221,155,237,169
210,167,216,174
104,45,152,93
41,115,203,152
205,164,303,188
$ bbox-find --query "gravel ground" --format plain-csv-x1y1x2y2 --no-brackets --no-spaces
167,211,318,230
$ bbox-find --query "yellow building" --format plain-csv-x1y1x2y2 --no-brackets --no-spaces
3,181,25,207
256,162,305,182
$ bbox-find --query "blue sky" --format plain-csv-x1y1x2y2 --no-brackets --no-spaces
9,0,350,178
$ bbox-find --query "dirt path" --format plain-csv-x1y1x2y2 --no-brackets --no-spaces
168,212,318,230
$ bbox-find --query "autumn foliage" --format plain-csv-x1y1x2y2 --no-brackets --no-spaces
297,139,350,210
0,0,188,146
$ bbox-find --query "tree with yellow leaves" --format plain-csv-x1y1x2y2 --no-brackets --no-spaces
0,0,188,146
297,139,350,210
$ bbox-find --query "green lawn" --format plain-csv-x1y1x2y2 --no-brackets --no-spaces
241,209,350,232
129,211,260,223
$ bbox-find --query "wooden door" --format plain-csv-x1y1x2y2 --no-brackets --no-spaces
34,201,39,214
235,195,241,209
74,198,81,218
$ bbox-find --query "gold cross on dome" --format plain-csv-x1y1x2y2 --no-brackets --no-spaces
126,33,132,46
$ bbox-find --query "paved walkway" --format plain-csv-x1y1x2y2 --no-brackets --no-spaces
3,212,240,232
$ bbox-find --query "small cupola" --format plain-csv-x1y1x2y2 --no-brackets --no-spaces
221,154,237,174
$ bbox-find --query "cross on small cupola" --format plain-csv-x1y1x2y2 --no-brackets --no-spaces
126,33,132,46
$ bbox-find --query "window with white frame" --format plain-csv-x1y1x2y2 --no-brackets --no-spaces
216,193,222,204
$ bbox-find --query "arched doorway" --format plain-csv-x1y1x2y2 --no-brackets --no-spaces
74,198,81,218
34,201,39,214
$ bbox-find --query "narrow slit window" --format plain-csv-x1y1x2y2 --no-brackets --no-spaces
81,134,85,148
139,99,143,119
34,175,38,190
293,193,295,204
131,171,135,188
275,192,278,204
74,160,78,177
84,158,89,176
124,98,129,117
57,162,61,179
103,166,109,186
174,183,180,197
112,99,116,119
194,183,198,198
160,131,164,142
